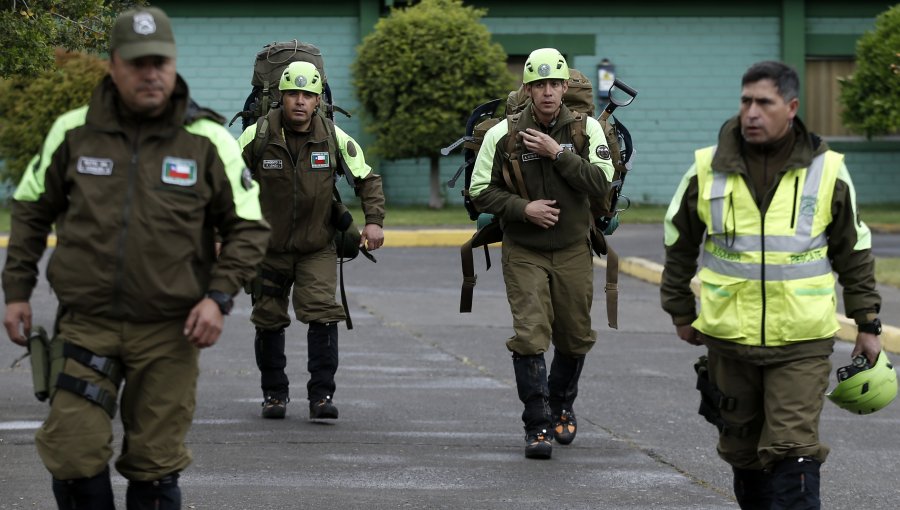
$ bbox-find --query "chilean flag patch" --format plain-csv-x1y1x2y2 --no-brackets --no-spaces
311,151,330,169
161,157,197,186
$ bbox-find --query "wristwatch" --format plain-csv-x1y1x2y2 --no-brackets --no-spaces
553,149,564,161
206,290,234,316
858,318,882,335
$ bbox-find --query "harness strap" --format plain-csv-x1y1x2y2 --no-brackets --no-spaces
509,159,530,201
63,343,123,387
459,220,503,313
55,373,119,418
693,356,748,438
258,268,292,298
604,245,619,329
336,230,354,330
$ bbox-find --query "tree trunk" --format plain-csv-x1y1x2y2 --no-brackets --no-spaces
428,154,445,209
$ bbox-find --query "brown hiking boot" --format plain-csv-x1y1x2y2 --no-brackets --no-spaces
261,395,287,419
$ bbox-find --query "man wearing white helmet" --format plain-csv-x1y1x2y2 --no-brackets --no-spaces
238,60,385,421
469,48,614,459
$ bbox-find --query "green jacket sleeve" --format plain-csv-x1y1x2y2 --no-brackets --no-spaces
660,163,705,325
188,120,270,295
335,125,385,227
469,119,529,223
828,161,881,322
2,109,85,303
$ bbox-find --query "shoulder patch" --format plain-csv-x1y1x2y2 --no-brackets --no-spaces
241,167,254,190
596,145,611,160
346,140,358,158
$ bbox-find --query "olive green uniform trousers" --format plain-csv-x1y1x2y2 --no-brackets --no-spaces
706,337,833,470
35,311,199,481
250,246,346,329
501,236,597,357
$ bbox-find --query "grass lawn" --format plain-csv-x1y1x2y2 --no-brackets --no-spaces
876,258,900,288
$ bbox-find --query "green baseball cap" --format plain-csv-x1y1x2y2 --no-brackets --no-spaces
109,6,176,60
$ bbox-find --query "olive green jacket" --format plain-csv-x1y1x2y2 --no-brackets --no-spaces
469,103,614,251
2,75,270,321
661,116,880,329
238,108,385,254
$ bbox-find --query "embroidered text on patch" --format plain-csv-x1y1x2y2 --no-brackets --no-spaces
161,157,198,186
521,152,540,162
76,157,114,176
311,152,330,169
263,159,283,170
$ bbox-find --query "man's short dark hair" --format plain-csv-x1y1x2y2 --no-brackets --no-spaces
742,61,799,102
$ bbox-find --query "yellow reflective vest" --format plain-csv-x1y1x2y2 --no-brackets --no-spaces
693,146,842,346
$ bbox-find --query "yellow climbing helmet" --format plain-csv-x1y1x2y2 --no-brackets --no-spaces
826,351,898,415
279,61,323,95
523,48,570,84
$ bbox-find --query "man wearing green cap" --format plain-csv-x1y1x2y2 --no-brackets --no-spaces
238,60,385,421
2,6,269,508
468,48,614,459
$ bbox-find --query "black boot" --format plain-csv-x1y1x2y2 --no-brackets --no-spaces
548,349,585,445
255,328,289,418
770,457,821,510
126,473,181,510
732,466,773,509
52,466,115,510
307,321,339,419
512,353,552,459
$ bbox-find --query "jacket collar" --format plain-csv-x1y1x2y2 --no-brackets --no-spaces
712,115,827,175
86,74,192,135
271,108,331,144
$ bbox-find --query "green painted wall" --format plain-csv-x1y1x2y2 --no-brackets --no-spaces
156,0,899,206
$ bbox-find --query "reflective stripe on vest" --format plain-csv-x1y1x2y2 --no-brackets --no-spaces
703,153,830,279
693,146,842,346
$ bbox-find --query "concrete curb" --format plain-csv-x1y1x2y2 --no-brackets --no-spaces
1,232,896,353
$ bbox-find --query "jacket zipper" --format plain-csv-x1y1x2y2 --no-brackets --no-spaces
112,125,141,316
759,153,768,347
790,176,799,229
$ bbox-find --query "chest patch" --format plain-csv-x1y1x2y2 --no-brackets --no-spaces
161,157,197,187
311,152,330,169
76,157,113,176
799,195,817,217
560,143,575,153
595,144,611,160
263,159,283,170
521,152,540,162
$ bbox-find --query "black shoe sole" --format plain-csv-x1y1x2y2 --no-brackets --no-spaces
524,442,552,459
262,408,286,419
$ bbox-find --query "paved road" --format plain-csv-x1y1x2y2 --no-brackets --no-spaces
1,246,899,509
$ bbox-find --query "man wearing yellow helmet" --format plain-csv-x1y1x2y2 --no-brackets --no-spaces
238,60,385,421
469,48,615,459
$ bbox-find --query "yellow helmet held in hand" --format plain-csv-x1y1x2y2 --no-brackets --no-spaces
826,351,898,415
523,48,570,84
279,61,323,95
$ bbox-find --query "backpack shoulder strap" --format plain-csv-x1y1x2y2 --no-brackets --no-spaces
502,113,529,200
249,115,270,172
570,113,587,155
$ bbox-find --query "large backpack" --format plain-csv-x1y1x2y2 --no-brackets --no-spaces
229,40,348,130
442,70,637,327
235,40,372,329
